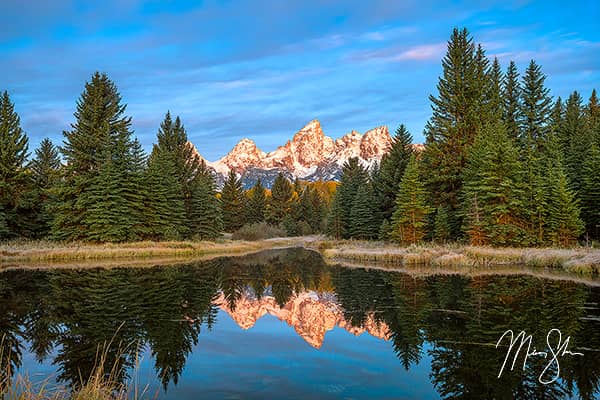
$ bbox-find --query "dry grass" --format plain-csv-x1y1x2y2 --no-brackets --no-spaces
312,240,600,275
1,332,153,400
0,238,297,267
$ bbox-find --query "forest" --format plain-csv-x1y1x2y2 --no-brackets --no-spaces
0,28,598,247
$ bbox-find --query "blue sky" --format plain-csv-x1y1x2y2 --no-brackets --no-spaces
1,0,599,161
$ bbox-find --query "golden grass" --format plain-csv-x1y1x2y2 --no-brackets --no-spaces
312,240,600,275
1,332,152,400
0,238,298,267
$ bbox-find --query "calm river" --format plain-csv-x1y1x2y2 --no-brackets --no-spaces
1,248,599,399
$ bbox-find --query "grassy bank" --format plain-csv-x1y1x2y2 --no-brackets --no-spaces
311,240,600,274
0,237,298,267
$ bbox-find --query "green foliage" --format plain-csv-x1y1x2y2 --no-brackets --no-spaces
543,136,584,246
0,91,30,239
246,178,266,224
462,122,528,246
503,61,521,140
52,72,142,241
152,112,204,233
422,28,488,239
190,174,222,240
326,192,345,239
349,184,379,240
580,144,600,239
144,150,186,240
231,222,286,241
221,170,246,232
266,173,293,225
433,206,451,243
390,155,432,245
374,124,413,223
519,60,552,149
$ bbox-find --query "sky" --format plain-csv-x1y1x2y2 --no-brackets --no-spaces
1,0,599,161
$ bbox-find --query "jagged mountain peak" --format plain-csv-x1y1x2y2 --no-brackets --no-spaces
196,120,405,188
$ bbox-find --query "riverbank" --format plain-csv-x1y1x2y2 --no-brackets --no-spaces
2,237,599,275
0,237,298,268
310,239,600,274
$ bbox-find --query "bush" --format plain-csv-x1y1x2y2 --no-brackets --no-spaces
232,222,286,241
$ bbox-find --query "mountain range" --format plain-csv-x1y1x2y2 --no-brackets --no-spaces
190,119,420,188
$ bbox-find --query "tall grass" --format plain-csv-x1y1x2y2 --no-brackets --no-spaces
0,333,153,400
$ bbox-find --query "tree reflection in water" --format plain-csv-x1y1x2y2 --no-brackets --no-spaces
0,247,599,399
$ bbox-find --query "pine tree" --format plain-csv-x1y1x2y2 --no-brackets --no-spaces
580,144,600,240
144,150,186,240
266,173,293,225
543,135,584,246
503,61,522,141
422,27,482,239
190,174,222,240
462,122,527,246
546,170,584,247
550,97,564,135
349,184,379,239
152,112,204,236
390,155,432,245
586,89,600,145
0,91,30,239
333,158,369,239
486,57,504,121
375,124,413,222
221,170,246,232
433,206,451,243
519,60,552,149
246,178,266,224
52,72,141,241
30,138,61,238
562,91,593,193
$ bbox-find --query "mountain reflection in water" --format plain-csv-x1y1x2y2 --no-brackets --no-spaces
1,247,599,399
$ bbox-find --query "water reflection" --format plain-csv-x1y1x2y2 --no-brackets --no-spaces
0,248,599,399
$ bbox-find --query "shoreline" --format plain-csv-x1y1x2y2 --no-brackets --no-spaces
1,237,599,276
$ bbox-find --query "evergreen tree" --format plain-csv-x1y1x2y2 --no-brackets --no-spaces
246,178,266,224
433,206,451,243
349,184,379,239
550,97,564,135
422,27,482,239
580,144,600,240
543,136,584,246
190,174,222,240
30,138,61,238
0,91,30,239
375,124,413,222
519,60,552,149
390,155,432,245
562,91,593,193
266,173,293,225
586,89,600,145
152,112,204,235
334,158,369,239
462,122,528,246
221,170,246,232
144,150,186,240
503,61,522,141
52,72,141,241
486,57,504,121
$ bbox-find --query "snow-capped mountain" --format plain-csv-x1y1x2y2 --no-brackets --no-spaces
191,119,397,188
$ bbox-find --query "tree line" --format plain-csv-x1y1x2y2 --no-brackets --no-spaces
0,73,330,242
1,27,598,246
328,28,600,247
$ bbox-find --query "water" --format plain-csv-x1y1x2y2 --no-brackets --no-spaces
1,247,599,399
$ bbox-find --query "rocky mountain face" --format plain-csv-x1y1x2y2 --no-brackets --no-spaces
215,290,390,348
190,119,398,188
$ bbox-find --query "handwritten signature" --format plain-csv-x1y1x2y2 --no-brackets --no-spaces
496,329,584,384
